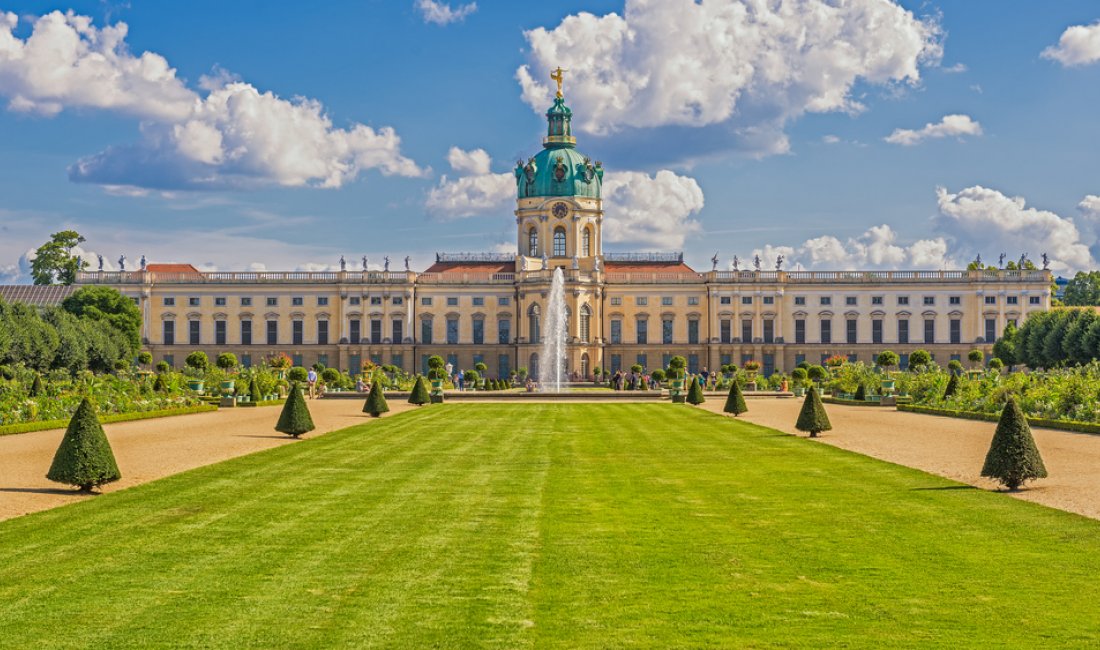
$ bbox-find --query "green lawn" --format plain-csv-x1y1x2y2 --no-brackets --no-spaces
2,404,1099,648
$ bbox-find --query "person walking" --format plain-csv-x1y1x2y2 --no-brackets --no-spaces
306,367,318,399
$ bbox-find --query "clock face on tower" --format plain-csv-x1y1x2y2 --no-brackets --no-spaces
552,202,568,218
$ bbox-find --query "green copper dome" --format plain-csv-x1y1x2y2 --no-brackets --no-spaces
515,96,603,200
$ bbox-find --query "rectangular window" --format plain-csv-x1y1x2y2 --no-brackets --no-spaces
421,297,432,306
370,296,383,306
898,296,909,306
241,297,252,307
610,354,622,374
950,318,961,344
349,296,360,305
794,296,806,306
473,297,485,306
636,296,648,306
317,297,328,306
661,297,673,306
610,297,622,306
349,319,361,344
472,319,485,344
1007,296,1018,305
720,319,732,344
923,296,935,306
392,319,403,343
688,319,700,345
741,296,753,305
985,318,996,343
189,320,200,345
742,319,752,342
762,296,774,305
1029,296,1041,305
214,297,226,307
846,318,857,344
390,297,402,306
635,354,647,371
215,320,227,346
318,320,329,346
267,297,278,307
610,319,622,344
498,354,510,380
820,319,832,344
163,297,175,306
985,296,996,305
163,320,175,345
370,319,382,344
189,297,200,307
762,320,773,344
292,320,304,345
498,296,510,306
688,354,699,375
688,296,700,306
949,296,961,305
293,354,303,368
924,318,935,344
872,296,883,305
421,319,433,345
846,296,857,306
794,319,806,344
898,319,909,344
292,297,303,306
446,318,459,344
872,319,883,345
820,296,832,306
241,320,252,346
163,354,174,368
498,319,511,344
662,319,674,344
447,297,459,306
267,320,278,345
720,296,732,305
636,319,648,344
241,354,251,369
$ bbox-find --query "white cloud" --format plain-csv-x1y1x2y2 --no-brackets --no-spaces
934,186,1093,272
602,170,704,249
885,114,982,146
942,63,968,73
516,0,941,158
821,135,841,145
1042,21,1100,67
425,147,514,218
0,10,422,190
751,225,950,271
415,0,477,25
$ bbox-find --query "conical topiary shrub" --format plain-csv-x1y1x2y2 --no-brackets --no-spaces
30,374,44,397
854,383,866,401
46,397,121,492
723,380,747,416
363,379,390,417
795,389,832,438
943,374,959,399
686,375,705,405
153,372,168,393
275,381,315,438
249,377,261,402
981,398,1047,491
409,375,430,406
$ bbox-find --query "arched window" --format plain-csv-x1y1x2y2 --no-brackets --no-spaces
553,227,567,257
579,304,591,343
580,353,590,379
529,353,540,381
528,228,539,256
582,227,591,257
528,304,541,343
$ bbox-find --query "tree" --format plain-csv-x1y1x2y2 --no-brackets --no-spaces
46,397,121,492
249,376,261,402
795,389,832,438
216,353,238,371
288,366,308,382
30,374,44,397
363,379,390,417
1062,271,1100,306
185,351,210,372
155,360,170,374
908,349,931,369
981,398,1047,491
275,382,315,438
988,358,1004,372
992,322,1018,367
943,374,959,398
137,351,153,367
686,375,705,405
947,359,963,375
61,286,141,354
854,383,867,401
807,365,828,384
968,349,984,368
875,350,899,372
409,375,430,405
31,230,88,285
723,380,747,416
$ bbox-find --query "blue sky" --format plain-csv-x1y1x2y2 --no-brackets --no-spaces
1,0,1099,280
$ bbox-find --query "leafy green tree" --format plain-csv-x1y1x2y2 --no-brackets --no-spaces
321,368,340,385
408,375,430,405
186,351,211,372
992,322,1018,367
363,379,390,417
686,375,705,405
31,230,88,285
46,397,121,491
981,398,1047,491
988,358,1004,371
1062,271,1100,306
795,389,832,438
155,360,170,373
875,350,899,371
275,382,315,438
216,353,238,371
968,349,984,367
908,349,931,369
947,359,963,375
0,300,60,371
137,351,153,366
723,380,747,416
61,285,141,354
288,366,308,382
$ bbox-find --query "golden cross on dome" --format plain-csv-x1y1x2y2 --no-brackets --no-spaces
550,66,567,99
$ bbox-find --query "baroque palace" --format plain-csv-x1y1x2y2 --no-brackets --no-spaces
75,75,1050,379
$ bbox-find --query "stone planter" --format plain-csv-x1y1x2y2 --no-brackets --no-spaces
219,380,236,397
880,378,896,394
187,379,205,394
793,387,806,397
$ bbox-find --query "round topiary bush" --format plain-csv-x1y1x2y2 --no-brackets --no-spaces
185,351,210,371
216,353,238,371
989,358,1004,371
321,368,340,384
908,349,931,369
288,367,308,383
155,360,170,374
138,351,153,366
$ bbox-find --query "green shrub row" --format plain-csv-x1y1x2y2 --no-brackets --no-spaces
0,404,218,437
822,397,889,407
238,399,286,408
897,404,1100,435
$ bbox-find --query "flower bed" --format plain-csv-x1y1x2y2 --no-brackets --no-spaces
897,404,1100,436
0,404,218,436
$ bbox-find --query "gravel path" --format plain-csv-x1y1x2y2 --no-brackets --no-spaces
0,398,416,521
699,397,1100,520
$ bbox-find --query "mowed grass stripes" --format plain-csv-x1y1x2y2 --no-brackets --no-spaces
1,404,1098,648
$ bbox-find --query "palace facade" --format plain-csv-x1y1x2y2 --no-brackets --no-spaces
74,87,1051,378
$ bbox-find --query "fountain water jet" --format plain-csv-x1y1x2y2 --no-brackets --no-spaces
540,267,568,392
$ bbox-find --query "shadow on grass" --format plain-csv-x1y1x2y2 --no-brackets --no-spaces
0,487,88,496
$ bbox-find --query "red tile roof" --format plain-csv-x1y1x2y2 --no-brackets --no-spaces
146,263,201,274
423,261,515,274
603,261,698,274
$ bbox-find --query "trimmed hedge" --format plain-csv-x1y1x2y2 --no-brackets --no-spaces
237,399,287,408
822,397,888,407
0,404,219,437
897,404,1100,436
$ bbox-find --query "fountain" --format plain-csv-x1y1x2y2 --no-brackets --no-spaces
540,267,568,392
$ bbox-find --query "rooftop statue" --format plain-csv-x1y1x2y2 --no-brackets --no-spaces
550,66,566,99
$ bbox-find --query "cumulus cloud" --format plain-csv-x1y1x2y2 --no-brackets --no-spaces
415,0,477,25
425,147,514,218
933,186,1093,272
750,225,949,271
0,10,422,190
602,170,704,249
516,0,941,160
885,114,982,146
1041,21,1100,67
